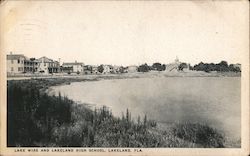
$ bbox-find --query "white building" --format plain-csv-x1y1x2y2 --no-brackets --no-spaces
126,65,138,73
165,57,181,72
37,56,60,74
7,53,60,75
103,65,113,74
62,61,84,73
7,54,27,74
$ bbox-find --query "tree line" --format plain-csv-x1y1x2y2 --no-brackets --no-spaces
134,61,241,73
192,61,241,73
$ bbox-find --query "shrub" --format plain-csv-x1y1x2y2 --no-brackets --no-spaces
138,63,150,72
172,122,225,147
7,80,228,148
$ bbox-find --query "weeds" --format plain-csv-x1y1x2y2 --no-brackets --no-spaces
7,80,226,147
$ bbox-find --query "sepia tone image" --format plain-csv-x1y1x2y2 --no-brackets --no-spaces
0,0,249,155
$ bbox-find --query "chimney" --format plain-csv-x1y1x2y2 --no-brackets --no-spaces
75,60,77,63
10,51,13,55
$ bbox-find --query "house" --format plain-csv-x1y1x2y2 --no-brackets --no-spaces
7,53,41,74
233,63,241,70
126,65,138,73
103,65,113,74
165,57,181,72
7,53,60,75
7,54,27,74
113,65,124,73
37,56,60,74
24,58,39,73
62,61,84,73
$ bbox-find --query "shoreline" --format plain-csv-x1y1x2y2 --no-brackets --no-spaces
7,71,241,81
7,73,241,147
7,71,241,94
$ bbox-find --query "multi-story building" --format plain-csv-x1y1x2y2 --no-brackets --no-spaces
62,61,84,73
37,56,60,74
7,54,27,74
7,53,52,74
24,58,39,73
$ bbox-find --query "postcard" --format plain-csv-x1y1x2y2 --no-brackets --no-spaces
0,0,249,155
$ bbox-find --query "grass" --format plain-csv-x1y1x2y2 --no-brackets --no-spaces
7,79,227,147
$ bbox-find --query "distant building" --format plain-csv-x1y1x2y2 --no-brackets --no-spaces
113,65,124,73
7,54,27,74
62,61,84,73
7,53,59,74
165,57,181,72
103,65,113,74
24,58,39,73
233,63,241,70
126,65,138,73
37,56,60,74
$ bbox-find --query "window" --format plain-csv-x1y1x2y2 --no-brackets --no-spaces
11,60,13,64
11,67,14,71
18,59,20,64
18,67,23,71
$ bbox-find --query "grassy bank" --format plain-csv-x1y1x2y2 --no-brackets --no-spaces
8,79,226,147
7,70,240,81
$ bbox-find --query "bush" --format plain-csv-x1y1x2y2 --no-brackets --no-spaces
7,83,72,146
172,122,225,147
138,64,150,72
152,63,166,71
7,80,227,148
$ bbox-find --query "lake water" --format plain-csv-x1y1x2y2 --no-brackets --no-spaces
50,77,241,140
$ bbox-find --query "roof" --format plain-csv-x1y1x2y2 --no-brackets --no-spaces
62,62,84,66
37,56,54,62
7,54,28,60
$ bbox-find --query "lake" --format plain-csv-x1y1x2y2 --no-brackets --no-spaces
50,77,241,140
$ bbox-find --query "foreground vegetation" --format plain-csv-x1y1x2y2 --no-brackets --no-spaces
8,79,226,147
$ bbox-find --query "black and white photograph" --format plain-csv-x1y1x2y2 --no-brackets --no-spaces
0,0,249,155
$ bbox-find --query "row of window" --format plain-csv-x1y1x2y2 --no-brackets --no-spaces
11,67,39,72
11,59,38,65
11,67,24,72
10,60,60,66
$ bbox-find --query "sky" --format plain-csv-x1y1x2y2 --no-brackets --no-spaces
1,1,249,66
